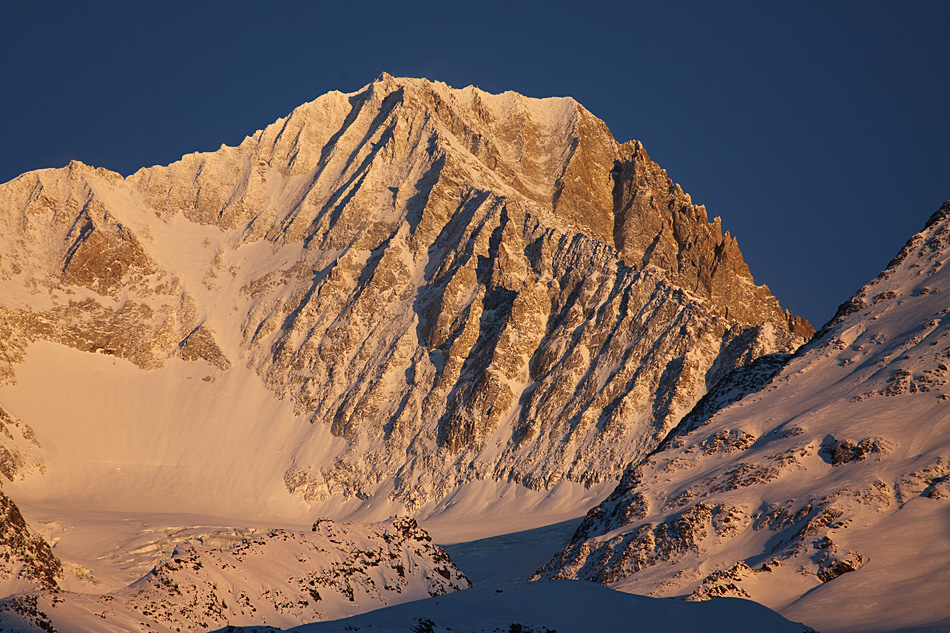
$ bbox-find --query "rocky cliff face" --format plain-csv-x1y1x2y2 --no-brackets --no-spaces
537,203,950,633
0,489,61,597
611,141,811,337
0,75,808,513
0,405,55,598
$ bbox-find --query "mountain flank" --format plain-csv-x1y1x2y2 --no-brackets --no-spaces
539,202,950,633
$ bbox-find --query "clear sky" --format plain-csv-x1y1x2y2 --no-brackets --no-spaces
2,1,947,327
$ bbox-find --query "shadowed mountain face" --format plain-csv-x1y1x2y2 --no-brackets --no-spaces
0,75,808,513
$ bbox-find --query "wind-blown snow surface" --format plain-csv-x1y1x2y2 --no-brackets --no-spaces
539,203,950,633
251,581,814,633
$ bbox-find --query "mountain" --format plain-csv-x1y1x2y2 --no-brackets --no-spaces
0,75,822,632
0,74,808,528
538,203,950,633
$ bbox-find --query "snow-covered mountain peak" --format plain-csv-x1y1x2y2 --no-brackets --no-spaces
0,77,811,525
0,78,820,632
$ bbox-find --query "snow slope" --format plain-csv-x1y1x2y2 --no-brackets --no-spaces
540,203,950,633
248,581,814,633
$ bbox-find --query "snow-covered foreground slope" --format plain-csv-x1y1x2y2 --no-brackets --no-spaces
0,513,816,633
0,518,469,632
226,581,814,633
539,203,950,633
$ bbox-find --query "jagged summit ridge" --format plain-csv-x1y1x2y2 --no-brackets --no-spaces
0,76,808,517
126,73,610,248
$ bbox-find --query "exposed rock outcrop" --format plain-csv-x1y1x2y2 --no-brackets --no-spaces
611,141,813,338
0,490,61,595
0,517,467,633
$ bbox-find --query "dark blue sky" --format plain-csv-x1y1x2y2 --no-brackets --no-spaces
2,2,947,327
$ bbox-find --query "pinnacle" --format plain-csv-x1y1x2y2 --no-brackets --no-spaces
924,200,950,229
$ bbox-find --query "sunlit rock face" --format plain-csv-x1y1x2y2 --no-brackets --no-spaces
538,203,950,633
0,489,61,598
0,517,470,633
0,74,807,512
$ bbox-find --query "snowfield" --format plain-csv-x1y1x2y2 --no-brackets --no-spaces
275,580,814,633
